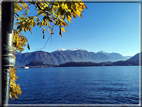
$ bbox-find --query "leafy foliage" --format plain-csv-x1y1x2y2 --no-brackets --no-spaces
8,0,87,100
10,67,22,100
14,0,87,37
13,29,28,52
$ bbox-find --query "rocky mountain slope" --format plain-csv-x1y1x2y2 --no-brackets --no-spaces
14,49,133,67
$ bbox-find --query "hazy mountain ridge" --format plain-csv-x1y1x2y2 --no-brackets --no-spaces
127,52,141,61
14,49,135,67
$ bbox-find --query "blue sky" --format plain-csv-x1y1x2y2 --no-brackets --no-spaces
20,3,139,56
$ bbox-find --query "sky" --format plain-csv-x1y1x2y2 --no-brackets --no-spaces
20,2,140,56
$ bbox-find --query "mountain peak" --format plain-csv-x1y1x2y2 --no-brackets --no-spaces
97,50,108,55
53,49,67,52
53,48,86,52
69,48,79,51
58,49,67,51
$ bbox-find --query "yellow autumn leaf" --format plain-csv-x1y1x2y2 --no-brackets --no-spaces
72,12,77,18
83,4,87,9
42,27,47,31
61,21,68,27
67,15,71,20
61,27,65,32
41,13,46,16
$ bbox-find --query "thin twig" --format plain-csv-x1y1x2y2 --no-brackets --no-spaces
65,28,76,37
15,13,19,17
40,34,52,49
40,24,54,49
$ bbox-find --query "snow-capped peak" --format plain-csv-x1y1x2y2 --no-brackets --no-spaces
52,48,86,53
69,48,79,51
52,49,67,52
57,49,66,51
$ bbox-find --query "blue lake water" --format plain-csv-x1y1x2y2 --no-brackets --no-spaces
9,66,140,104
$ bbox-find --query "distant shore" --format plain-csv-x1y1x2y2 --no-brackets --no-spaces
20,60,140,68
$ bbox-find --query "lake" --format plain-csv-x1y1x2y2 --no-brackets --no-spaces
9,66,140,105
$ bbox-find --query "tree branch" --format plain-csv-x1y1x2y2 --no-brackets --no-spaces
15,13,19,17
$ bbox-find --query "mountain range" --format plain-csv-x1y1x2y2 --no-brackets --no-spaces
14,48,138,67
